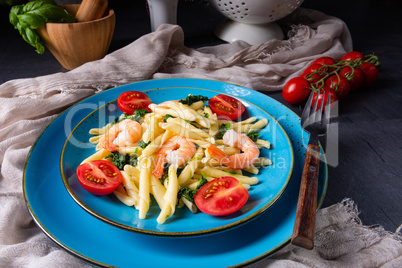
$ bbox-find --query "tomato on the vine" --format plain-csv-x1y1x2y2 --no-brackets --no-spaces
302,63,326,84
209,94,245,121
360,62,379,88
341,51,365,62
194,176,249,216
282,77,311,105
117,91,152,114
324,75,351,100
281,51,380,107
311,87,338,111
339,66,364,91
76,160,123,195
311,56,337,66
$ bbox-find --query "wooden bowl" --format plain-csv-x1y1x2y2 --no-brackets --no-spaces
37,4,115,70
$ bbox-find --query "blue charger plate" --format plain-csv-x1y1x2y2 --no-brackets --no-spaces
23,78,327,267
60,84,294,236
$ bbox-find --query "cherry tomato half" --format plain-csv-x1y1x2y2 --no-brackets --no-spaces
311,87,338,112
339,66,364,91
194,176,249,216
324,75,351,100
209,94,245,121
117,91,152,114
341,51,365,62
282,77,311,105
76,160,123,195
360,62,379,88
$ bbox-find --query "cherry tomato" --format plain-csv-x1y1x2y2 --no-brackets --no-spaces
311,56,336,66
209,94,245,121
324,75,351,100
282,77,311,105
302,64,326,84
76,160,123,195
311,87,338,111
194,176,249,216
341,51,365,62
360,62,379,88
117,91,152,114
339,66,364,91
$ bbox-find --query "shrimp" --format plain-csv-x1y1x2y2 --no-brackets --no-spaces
153,136,196,179
207,129,259,169
98,119,142,151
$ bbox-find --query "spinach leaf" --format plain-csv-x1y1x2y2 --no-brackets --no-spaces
106,151,138,170
178,173,208,204
179,94,209,106
113,109,150,125
9,0,75,54
138,140,150,149
163,114,174,123
216,123,231,139
247,131,260,142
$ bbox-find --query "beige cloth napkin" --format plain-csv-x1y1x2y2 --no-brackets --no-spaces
0,8,400,267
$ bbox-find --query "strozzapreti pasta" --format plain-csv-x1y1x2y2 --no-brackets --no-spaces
78,93,272,224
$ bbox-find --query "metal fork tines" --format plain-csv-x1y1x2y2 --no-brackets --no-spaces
301,92,331,145
291,91,331,250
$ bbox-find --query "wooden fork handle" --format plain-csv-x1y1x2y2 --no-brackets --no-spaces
291,143,320,250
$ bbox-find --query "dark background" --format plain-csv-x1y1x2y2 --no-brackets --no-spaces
1,0,401,232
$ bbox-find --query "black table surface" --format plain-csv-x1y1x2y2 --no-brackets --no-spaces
1,0,401,233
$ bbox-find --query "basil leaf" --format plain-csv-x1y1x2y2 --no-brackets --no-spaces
9,0,75,54
0,0,23,6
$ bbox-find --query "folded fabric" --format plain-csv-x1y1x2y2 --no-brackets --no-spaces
253,199,402,267
1,7,400,267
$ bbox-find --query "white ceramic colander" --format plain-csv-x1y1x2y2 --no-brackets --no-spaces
210,0,304,44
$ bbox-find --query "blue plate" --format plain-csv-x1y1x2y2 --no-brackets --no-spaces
24,78,327,267
60,83,294,236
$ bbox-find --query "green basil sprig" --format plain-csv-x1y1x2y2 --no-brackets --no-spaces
9,0,75,54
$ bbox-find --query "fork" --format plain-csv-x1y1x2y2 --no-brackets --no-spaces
291,91,331,250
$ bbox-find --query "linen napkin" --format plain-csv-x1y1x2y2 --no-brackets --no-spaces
0,8,400,267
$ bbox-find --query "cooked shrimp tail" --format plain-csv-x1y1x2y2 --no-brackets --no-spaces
208,129,259,169
99,119,142,151
153,136,196,179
